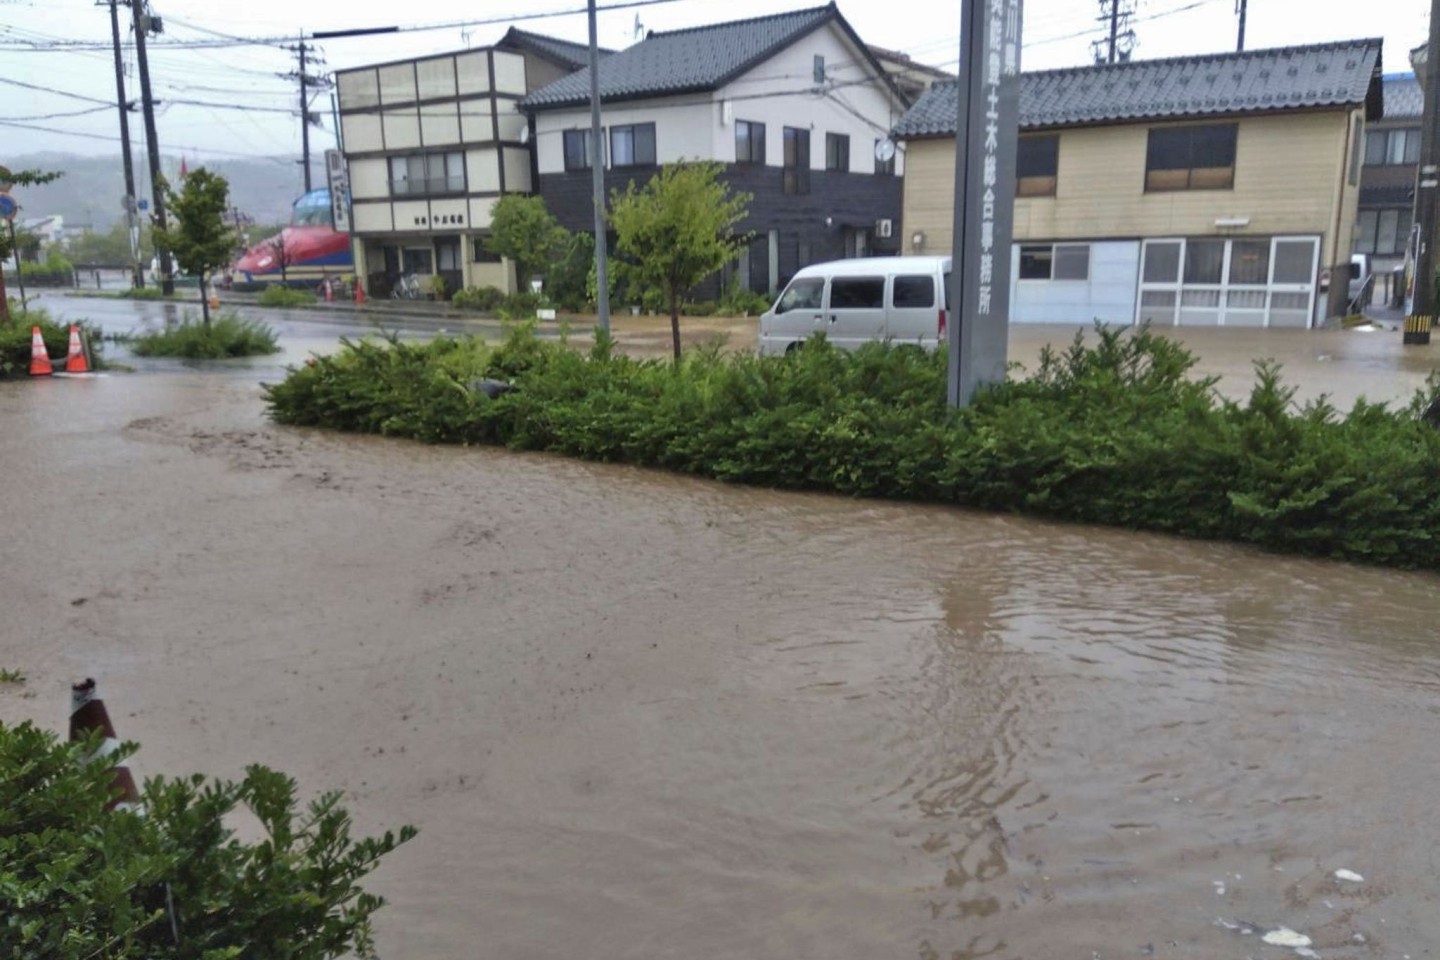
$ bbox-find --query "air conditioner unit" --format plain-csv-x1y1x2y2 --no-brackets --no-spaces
874,218,893,239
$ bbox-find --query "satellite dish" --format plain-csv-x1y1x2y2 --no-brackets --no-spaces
519,126,531,145
874,138,896,163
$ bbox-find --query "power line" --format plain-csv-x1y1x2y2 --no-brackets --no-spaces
10,104,114,121
0,118,294,161
0,73,114,105
0,0,688,51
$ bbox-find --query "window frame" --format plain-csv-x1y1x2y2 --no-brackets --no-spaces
783,126,811,195
1018,243,1090,281
1016,133,1059,197
1144,122,1238,192
1354,206,1412,256
610,122,657,168
563,129,593,172
388,149,465,197
735,120,766,165
891,274,935,308
828,275,885,310
825,132,850,173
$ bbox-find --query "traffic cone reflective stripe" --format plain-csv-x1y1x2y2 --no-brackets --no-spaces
69,678,140,811
29,327,53,376
65,325,89,373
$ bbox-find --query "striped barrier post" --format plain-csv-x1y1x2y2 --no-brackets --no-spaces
69,678,140,811
1404,314,1432,346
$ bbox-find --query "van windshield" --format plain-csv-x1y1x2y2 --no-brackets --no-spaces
775,278,824,314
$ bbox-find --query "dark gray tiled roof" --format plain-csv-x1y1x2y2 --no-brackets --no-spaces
895,38,1384,138
521,4,835,109
500,28,612,71
1382,74,1423,118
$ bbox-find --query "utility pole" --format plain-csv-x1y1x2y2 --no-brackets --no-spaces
103,0,143,288
1406,0,1440,345
587,0,610,333
131,0,173,295
1235,0,1247,52
1093,0,1135,65
299,39,311,192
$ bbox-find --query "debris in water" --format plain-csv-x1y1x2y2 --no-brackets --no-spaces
1262,927,1312,948
1213,880,1226,896
1295,948,1320,959
1334,868,1364,883
1216,918,1261,936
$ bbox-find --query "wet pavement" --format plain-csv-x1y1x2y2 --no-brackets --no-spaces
3,316,1440,959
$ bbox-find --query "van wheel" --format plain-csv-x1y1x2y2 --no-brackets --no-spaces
784,341,802,356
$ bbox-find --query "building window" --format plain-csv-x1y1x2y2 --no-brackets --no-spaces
783,126,810,195
736,120,766,164
472,237,502,263
1018,243,1089,280
1364,127,1421,166
563,129,596,171
1355,208,1413,255
825,132,850,172
1016,134,1058,197
1145,123,1238,191
874,139,895,176
611,123,656,168
389,151,464,196
402,248,432,274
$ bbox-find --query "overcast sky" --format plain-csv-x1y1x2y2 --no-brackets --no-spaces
1,0,1429,166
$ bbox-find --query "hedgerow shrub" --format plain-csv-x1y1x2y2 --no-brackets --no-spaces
129,311,279,358
117,286,164,300
0,304,103,377
258,284,317,308
264,324,1440,569
452,285,505,312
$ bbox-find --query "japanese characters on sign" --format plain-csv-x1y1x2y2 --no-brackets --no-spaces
976,0,1021,318
412,213,466,227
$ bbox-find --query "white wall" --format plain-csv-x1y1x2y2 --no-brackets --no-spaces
716,22,906,174
1008,240,1140,324
532,21,905,176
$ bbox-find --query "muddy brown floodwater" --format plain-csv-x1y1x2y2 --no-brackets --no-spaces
3,370,1439,960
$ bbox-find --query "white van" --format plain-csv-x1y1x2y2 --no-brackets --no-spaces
758,256,953,356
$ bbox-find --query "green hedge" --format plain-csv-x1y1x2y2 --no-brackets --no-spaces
258,284,317,308
264,325,1440,570
0,304,103,377
128,312,280,359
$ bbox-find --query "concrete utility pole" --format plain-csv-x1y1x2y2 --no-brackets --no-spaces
299,39,312,192
103,0,143,288
587,0,611,334
1406,0,1440,345
1235,0,1247,52
131,0,174,295
1094,0,1135,65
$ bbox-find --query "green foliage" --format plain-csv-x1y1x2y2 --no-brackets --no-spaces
155,169,235,325
118,286,165,300
0,304,104,378
546,232,595,311
0,719,415,959
718,277,773,317
0,668,24,683
451,285,506,312
68,222,156,265
429,274,448,300
485,194,569,288
499,291,543,318
258,285,317,308
266,323,1440,570
128,312,279,359
607,161,752,358
18,251,74,284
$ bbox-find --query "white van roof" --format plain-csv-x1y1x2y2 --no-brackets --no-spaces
791,256,951,280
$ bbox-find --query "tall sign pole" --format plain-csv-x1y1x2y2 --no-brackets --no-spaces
1407,0,1440,346
132,0,175,295
587,0,611,334
104,0,143,289
948,0,1023,407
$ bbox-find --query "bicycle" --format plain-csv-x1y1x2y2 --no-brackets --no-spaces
391,273,422,300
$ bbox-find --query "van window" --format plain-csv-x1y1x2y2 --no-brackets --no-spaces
943,271,952,311
775,277,824,314
830,277,885,309
892,275,935,308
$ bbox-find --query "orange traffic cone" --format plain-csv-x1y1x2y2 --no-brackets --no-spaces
69,678,141,811
65,325,89,373
323,279,334,302
29,326,53,376
353,281,365,305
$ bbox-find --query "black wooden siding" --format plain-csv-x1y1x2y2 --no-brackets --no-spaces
537,164,903,296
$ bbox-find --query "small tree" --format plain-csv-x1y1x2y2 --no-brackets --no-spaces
0,720,415,959
155,168,233,325
268,231,293,287
0,164,63,322
608,162,751,360
485,194,569,293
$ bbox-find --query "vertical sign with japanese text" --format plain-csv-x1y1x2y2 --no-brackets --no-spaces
948,0,1022,407
325,149,351,234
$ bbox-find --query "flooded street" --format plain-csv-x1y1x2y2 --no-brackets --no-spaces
4,338,1440,957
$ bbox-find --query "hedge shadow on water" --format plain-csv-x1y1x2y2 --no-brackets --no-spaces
263,323,1440,570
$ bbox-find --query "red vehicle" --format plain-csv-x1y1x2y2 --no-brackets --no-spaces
231,188,352,291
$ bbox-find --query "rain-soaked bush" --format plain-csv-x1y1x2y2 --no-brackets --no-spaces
258,284,317,308
264,324,1440,570
0,303,104,377
129,310,279,359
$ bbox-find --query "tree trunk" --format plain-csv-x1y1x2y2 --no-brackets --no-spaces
669,290,682,361
0,264,9,324
200,271,210,327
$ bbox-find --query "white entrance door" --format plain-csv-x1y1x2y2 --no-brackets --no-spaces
1268,237,1320,328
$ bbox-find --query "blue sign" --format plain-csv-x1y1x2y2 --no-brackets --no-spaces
138,199,149,212
0,194,16,221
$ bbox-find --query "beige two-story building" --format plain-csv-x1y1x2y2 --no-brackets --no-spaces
895,39,1384,328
